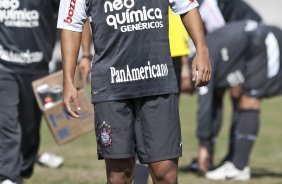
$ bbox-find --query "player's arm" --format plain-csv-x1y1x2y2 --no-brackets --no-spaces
61,30,82,118
79,20,92,82
57,0,88,118
181,8,211,87
196,82,215,173
170,0,211,87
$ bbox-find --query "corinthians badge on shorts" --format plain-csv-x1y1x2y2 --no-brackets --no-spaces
96,121,112,147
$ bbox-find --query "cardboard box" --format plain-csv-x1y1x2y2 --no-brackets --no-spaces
32,69,94,145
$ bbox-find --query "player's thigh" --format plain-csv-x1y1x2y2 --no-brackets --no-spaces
94,100,136,159
0,70,19,118
0,71,20,136
105,158,135,184
0,70,21,177
149,159,178,183
135,94,182,164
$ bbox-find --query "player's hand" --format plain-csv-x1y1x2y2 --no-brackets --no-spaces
78,57,92,83
62,82,81,118
191,49,211,87
198,146,210,174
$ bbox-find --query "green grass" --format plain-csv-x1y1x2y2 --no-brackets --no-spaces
26,95,282,184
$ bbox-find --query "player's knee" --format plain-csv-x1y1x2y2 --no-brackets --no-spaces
107,170,133,184
153,169,177,184
106,159,134,184
149,160,178,184
239,96,261,110
163,172,177,184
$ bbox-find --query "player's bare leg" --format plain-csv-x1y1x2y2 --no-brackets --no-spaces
105,158,135,184
149,159,178,184
239,96,261,110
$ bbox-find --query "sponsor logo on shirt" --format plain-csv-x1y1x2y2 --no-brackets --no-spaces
0,0,40,28
110,61,168,83
104,0,164,32
0,44,43,64
64,0,76,24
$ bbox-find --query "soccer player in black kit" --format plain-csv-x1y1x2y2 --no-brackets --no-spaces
58,0,211,183
186,21,282,180
180,0,264,174
0,1,58,183
0,1,91,183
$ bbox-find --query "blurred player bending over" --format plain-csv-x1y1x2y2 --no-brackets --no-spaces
185,21,282,180
198,0,262,34
180,0,263,174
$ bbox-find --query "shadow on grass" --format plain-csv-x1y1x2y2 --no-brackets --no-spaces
252,167,282,179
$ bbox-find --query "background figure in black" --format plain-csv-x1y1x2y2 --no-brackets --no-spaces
0,1,91,183
218,0,262,23
185,21,282,180
180,0,263,174
0,1,58,183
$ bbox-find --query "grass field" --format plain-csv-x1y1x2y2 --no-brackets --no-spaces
26,94,282,184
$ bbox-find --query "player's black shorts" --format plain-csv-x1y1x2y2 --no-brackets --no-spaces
242,46,282,98
94,94,182,164
216,32,282,98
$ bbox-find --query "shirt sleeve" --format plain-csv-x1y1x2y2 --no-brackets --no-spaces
199,0,225,33
57,0,88,32
169,0,199,15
